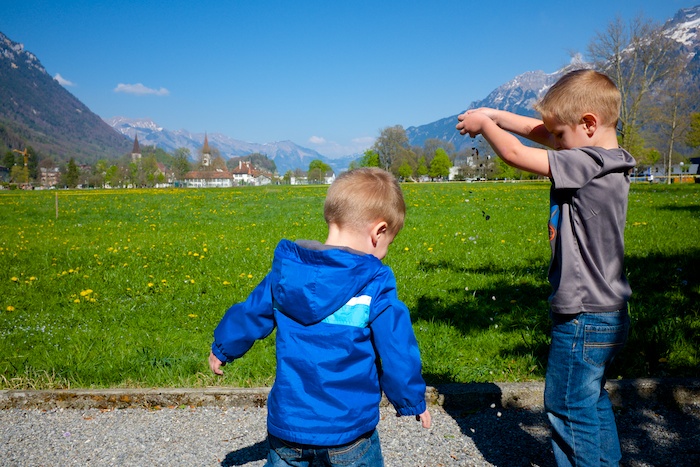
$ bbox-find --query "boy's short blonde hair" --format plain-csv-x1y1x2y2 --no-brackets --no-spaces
324,167,405,235
535,69,621,128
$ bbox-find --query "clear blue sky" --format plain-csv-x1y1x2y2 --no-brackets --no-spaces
1,0,692,157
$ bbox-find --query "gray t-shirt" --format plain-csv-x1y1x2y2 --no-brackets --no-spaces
547,146,636,314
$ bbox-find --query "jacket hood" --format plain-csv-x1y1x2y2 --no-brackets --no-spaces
270,239,384,326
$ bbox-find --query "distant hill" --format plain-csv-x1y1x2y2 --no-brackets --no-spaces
0,32,131,164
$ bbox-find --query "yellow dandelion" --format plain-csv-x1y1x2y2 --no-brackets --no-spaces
80,289,93,297
6,306,15,312
223,281,231,285
10,276,18,282
148,282,154,287
188,314,198,318
247,274,253,279
74,299,80,303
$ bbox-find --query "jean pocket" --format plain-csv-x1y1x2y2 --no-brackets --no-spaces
268,435,303,460
328,431,378,466
583,323,628,367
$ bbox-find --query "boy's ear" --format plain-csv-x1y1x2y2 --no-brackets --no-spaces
582,113,597,136
370,221,388,247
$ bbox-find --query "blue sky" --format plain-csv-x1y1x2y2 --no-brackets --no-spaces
1,1,692,157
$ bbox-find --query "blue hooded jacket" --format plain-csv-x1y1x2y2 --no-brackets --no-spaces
212,239,427,446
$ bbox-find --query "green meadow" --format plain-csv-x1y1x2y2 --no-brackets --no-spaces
1,182,698,389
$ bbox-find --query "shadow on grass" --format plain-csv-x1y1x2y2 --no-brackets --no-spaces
414,247,700,385
414,248,700,466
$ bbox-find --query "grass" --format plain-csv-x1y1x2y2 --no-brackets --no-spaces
0,182,698,389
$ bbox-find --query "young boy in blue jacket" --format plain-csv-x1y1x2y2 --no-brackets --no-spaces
456,69,635,467
209,167,431,467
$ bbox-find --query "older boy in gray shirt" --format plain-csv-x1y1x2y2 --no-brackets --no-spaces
456,69,635,467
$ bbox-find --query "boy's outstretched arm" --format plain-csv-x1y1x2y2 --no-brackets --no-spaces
462,108,554,148
456,111,551,177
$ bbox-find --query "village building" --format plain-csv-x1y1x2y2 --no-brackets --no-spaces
40,166,61,187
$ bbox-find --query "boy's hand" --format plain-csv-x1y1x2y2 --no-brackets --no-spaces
417,409,431,429
209,351,225,375
456,111,491,137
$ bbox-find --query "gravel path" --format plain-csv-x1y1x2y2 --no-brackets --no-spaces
1,403,698,466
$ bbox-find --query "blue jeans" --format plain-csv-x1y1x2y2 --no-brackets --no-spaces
544,310,630,467
265,430,384,467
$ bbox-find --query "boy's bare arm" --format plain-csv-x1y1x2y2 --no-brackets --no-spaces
456,111,551,177
462,108,555,148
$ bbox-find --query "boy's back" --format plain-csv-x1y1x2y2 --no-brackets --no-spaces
210,167,430,465
547,146,634,313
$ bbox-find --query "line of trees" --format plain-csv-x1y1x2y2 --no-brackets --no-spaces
348,125,531,181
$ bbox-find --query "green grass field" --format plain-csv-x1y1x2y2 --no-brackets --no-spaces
1,182,698,389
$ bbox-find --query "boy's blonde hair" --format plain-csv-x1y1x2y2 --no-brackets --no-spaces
535,69,621,128
324,167,405,235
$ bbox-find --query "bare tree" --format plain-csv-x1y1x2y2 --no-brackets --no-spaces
587,15,679,151
646,62,695,183
373,125,409,171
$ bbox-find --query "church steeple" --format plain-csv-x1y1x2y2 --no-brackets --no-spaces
201,132,211,167
202,133,210,154
131,134,141,162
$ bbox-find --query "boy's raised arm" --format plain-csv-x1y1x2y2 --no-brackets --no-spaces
460,108,554,147
456,111,551,177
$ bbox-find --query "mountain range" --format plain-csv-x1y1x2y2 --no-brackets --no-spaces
105,116,358,174
2,5,699,173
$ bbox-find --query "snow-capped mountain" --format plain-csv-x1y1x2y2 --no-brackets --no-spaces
106,117,356,174
407,5,700,153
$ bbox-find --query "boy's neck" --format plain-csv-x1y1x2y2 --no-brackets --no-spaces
325,224,370,254
589,126,620,150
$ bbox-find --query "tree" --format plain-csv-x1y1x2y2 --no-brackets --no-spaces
2,151,16,168
172,148,191,184
373,126,409,171
398,161,413,180
686,113,700,151
429,148,452,180
64,158,80,188
308,159,332,184
416,157,428,179
357,149,380,168
10,165,28,184
587,15,681,151
653,68,694,184
420,139,455,165
106,165,121,188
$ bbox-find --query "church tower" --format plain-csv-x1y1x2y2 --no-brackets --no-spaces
201,133,211,167
131,135,142,162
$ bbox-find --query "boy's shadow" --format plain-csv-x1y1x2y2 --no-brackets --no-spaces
437,382,555,467
221,440,267,466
